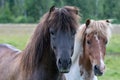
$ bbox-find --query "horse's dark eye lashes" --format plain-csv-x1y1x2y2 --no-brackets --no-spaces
50,30,55,35
87,40,91,44
50,28,56,35
50,32,54,35
105,40,108,44
72,30,76,35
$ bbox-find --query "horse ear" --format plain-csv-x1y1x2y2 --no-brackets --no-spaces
64,6,79,15
86,19,90,27
106,20,110,23
49,5,55,13
74,7,79,14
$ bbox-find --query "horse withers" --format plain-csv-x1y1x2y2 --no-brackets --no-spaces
65,19,112,80
0,6,80,80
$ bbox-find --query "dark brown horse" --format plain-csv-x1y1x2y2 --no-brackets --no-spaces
0,6,80,80
65,19,112,80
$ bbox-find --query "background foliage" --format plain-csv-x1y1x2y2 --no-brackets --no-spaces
0,0,120,23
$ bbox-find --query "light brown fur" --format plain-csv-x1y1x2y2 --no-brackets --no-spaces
65,19,112,80
79,20,112,80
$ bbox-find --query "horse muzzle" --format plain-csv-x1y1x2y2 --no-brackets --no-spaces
94,65,105,76
57,58,72,73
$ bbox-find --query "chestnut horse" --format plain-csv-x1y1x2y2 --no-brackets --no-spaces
65,19,112,80
0,6,80,80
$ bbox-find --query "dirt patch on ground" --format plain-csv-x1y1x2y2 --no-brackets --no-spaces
0,24,120,34
112,24,120,34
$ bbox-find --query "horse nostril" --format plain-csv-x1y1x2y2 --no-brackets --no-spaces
53,46,56,50
94,65,99,70
94,65,103,76
58,59,62,65
58,58,71,65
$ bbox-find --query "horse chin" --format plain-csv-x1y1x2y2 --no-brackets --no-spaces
94,69,103,76
57,63,71,73
94,72,103,76
93,65,104,76
56,57,72,73
58,68,70,73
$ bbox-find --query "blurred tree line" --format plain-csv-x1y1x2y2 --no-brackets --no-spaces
0,0,119,23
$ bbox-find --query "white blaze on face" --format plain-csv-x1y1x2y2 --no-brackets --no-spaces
100,52,105,72
94,34,105,73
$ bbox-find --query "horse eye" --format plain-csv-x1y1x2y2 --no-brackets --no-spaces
87,40,91,45
72,30,76,35
105,40,108,44
50,31,54,35
71,31,76,38
50,28,56,36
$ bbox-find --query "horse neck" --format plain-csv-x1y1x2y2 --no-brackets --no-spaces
40,48,58,72
79,54,95,80
41,49,65,80
21,44,63,80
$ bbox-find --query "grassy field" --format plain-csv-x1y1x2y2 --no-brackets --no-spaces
98,54,120,80
0,24,120,80
107,34,120,53
0,24,34,50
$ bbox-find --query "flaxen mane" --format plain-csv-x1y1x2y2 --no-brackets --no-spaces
85,20,112,40
76,20,112,54
75,20,112,48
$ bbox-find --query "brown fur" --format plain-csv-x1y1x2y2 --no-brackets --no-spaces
0,6,80,80
78,20,112,79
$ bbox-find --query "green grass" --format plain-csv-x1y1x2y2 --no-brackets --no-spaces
107,34,120,53
0,34,30,50
98,54,120,80
0,25,34,50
